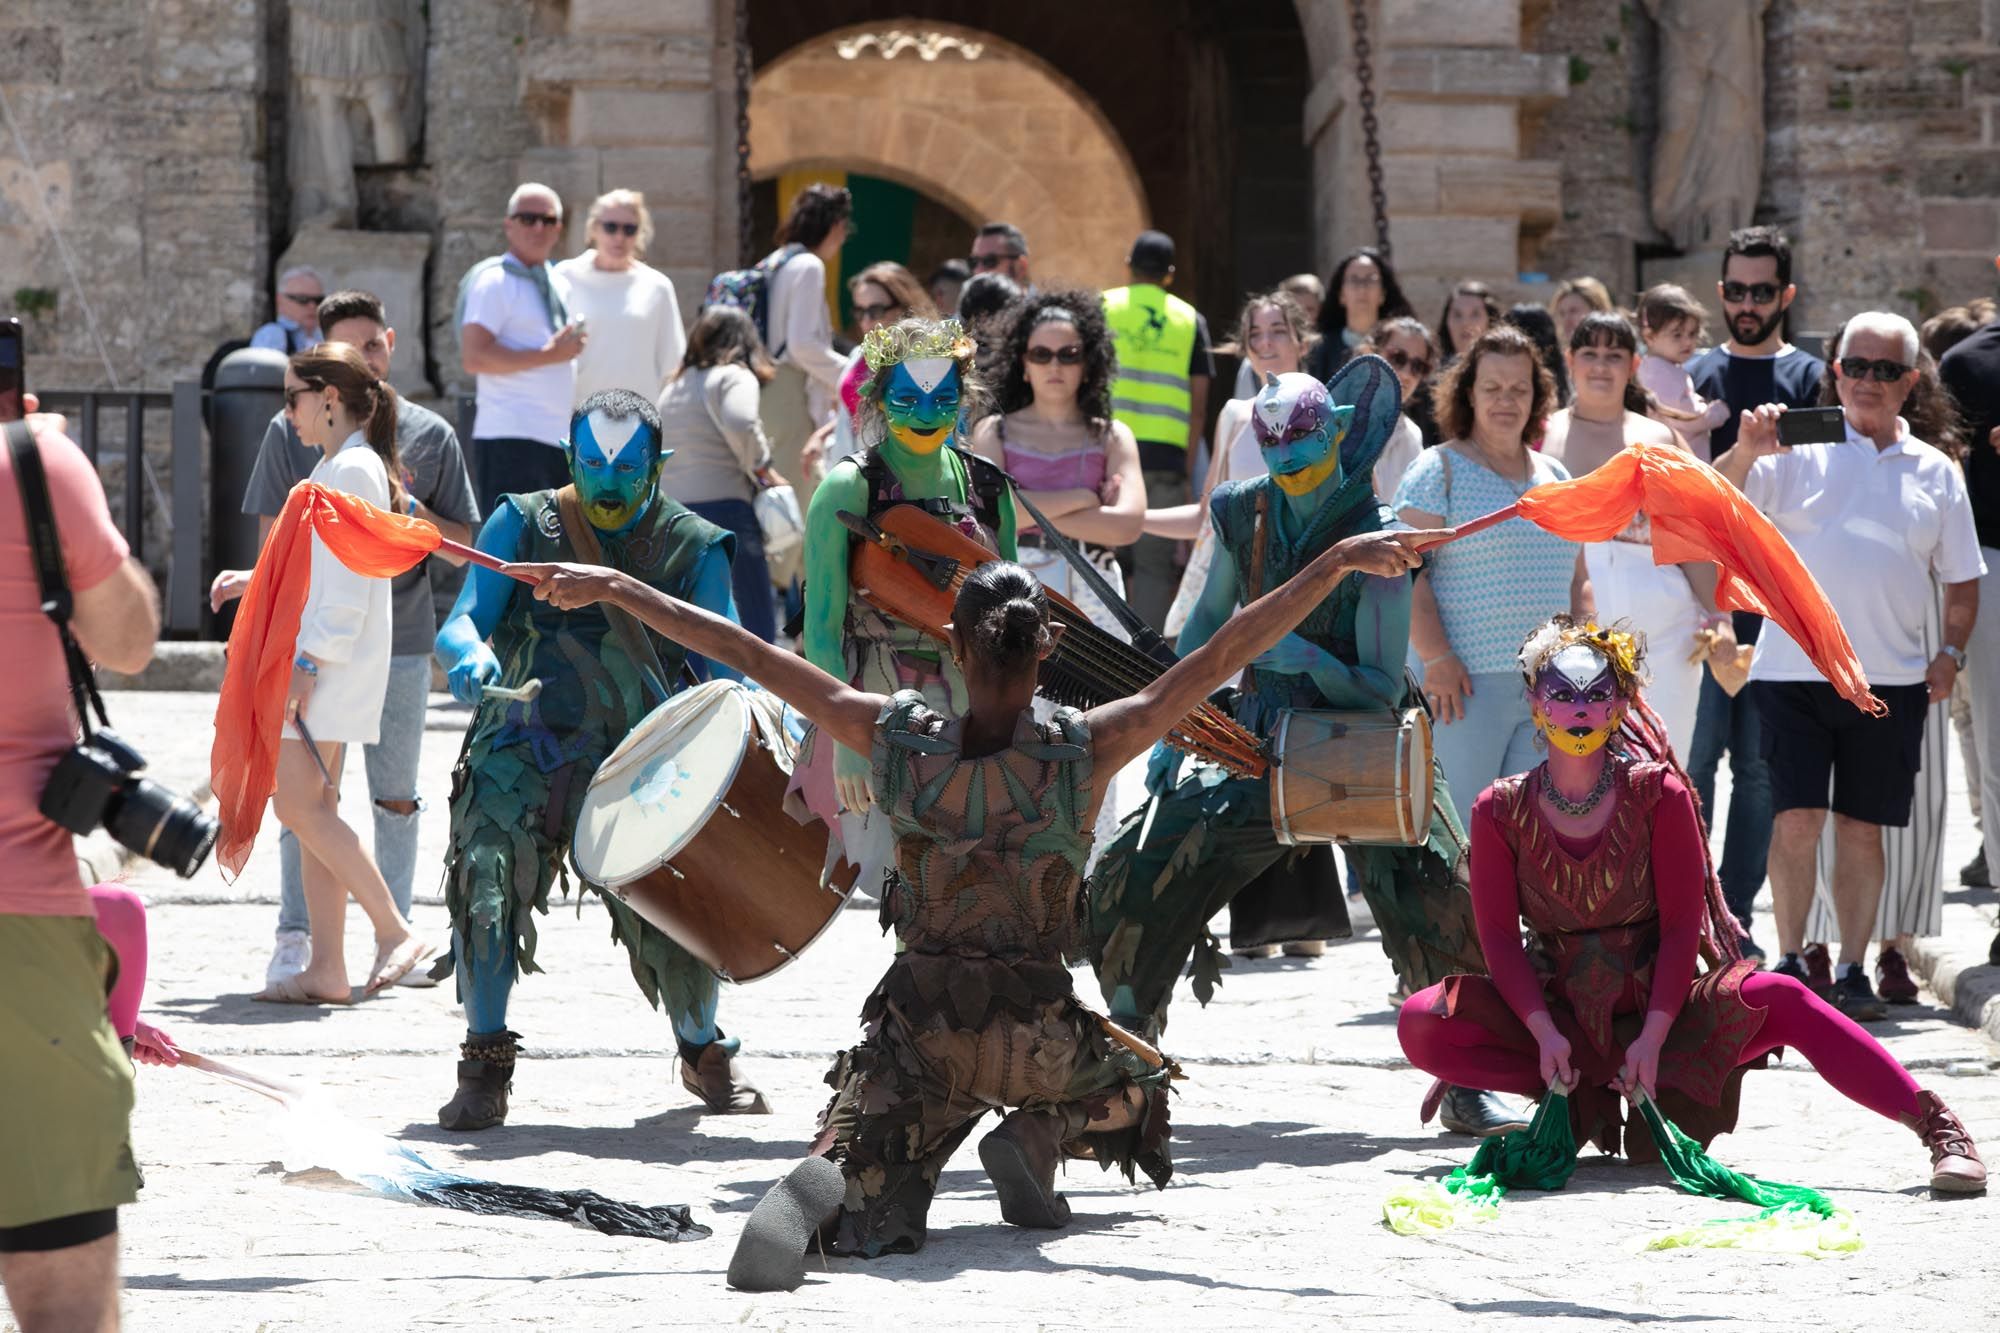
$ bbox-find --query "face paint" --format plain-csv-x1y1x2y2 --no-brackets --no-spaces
567,408,663,530
1252,371,1350,497
1530,644,1627,757
882,358,962,455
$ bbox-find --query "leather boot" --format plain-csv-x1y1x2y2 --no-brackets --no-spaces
978,1108,1073,1229
679,1036,772,1115
438,1030,517,1131
1903,1090,1987,1193
1438,1085,1530,1138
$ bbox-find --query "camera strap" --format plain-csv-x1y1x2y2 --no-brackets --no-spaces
5,419,112,738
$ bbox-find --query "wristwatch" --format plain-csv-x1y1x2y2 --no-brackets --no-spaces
1943,644,1967,671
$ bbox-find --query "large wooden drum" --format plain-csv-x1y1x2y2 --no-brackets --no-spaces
1270,707,1434,847
571,680,843,982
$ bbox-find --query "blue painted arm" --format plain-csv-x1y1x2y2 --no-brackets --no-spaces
1260,574,1409,709
682,544,742,684
434,504,524,703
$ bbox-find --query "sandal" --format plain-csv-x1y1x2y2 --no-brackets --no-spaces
252,974,353,1006
366,936,439,994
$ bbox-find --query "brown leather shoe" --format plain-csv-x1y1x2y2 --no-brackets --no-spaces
978,1109,1072,1229
439,1030,517,1131
679,1040,771,1115
1904,1090,1987,1193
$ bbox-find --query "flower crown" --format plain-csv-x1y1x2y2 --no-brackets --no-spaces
860,318,976,375
1518,616,1645,694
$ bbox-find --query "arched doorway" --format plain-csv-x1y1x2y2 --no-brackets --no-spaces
748,22,1150,292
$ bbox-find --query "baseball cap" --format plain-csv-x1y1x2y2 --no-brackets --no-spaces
1128,230,1176,273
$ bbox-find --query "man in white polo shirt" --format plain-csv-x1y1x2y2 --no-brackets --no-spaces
458,181,588,514
1716,311,1984,1021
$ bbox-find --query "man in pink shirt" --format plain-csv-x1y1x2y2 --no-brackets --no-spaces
0,402,161,1332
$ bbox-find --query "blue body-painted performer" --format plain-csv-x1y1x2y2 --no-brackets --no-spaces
431,388,769,1129
1085,356,1522,1135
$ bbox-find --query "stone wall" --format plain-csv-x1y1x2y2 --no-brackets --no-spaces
0,1,270,389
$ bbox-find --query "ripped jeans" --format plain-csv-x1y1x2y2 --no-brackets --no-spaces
277,654,431,930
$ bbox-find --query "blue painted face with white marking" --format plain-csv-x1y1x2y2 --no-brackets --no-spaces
882,358,962,455
567,407,663,531
1252,372,1350,497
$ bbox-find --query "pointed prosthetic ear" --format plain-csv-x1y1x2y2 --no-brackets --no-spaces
1262,372,1281,392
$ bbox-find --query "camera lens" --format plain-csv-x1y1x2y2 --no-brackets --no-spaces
105,777,219,879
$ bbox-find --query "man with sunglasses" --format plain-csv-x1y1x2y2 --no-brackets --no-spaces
1683,226,1826,964
1715,312,1984,1021
250,265,327,355
457,182,588,516
969,221,1032,288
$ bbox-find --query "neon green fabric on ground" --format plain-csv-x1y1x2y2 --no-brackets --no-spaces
1383,1089,1862,1256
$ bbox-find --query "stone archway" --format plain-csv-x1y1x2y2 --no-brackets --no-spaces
749,23,1149,290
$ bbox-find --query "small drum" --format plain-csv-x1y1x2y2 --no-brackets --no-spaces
572,679,842,982
1270,707,1434,847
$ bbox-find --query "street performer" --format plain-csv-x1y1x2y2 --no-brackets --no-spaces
789,316,1016,896
515,517,1443,1288
429,388,769,1129
1397,617,1985,1192
1085,357,1519,1136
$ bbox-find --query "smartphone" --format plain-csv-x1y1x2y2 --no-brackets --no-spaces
0,317,22,423
1776,406,1845,446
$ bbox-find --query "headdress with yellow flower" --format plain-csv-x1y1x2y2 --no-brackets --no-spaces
1517,614,1647,697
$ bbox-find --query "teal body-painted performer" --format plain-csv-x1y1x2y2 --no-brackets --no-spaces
1085,355,1520,1135
430,388,769,1129
787,317,1017,889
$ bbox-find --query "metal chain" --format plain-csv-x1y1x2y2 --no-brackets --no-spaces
734,0,753,265
1349,0,1390,256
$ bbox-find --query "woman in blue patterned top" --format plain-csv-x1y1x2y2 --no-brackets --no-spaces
1394,325,1582,825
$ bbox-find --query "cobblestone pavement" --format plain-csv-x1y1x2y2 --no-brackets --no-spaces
50,695,2000,1330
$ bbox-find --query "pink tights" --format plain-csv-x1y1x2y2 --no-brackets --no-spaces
88,884,147,1041
1398,972,1923,1124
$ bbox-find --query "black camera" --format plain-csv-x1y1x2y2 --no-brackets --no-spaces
41,728,218,879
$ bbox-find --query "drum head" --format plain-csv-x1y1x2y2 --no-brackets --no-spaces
573,680,751,886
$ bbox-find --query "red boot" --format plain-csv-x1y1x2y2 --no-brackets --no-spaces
1904,1091,1987,1193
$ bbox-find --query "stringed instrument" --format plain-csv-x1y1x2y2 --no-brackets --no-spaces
841,503,1267,778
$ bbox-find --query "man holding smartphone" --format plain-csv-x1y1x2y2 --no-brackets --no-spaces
1714,312,1984,1020
1683,227,1828,960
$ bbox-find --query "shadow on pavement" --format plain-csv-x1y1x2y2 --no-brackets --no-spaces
1168,1122,1447,1173
1453,1299,1724,1323
395,1113,807,1171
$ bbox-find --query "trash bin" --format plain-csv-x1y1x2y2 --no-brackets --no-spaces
208,347,287,633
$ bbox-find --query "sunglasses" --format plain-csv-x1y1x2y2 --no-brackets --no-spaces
1720,280,1781,305
510,211,561,228
969,252,1020,271
282,290,323,305
597,220,639,236
283,384,318,409
1837,356,1913,382
853,303,900,322
1025,344,1084,366
1383,348,1434,378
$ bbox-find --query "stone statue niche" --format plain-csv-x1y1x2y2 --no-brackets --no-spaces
1641,0,1772,251
288,0,425,229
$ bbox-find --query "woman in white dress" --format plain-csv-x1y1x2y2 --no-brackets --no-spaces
261,342,434,1003
556,188,687,405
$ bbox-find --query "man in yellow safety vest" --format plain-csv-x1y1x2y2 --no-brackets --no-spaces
1103,230,1214,630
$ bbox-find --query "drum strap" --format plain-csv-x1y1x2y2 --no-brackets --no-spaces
556,485,674,708
1248,486,1269,604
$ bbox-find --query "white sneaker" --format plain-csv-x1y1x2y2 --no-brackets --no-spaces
266,930,311,988
395,962,440,988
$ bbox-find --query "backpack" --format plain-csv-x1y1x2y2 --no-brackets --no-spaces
703,244,805,356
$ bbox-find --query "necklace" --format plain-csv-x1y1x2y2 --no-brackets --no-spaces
1541,756,1616,818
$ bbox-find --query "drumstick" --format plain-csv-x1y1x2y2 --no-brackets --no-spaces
434,536,542,586
483,678,544,703
179,1049,303,1105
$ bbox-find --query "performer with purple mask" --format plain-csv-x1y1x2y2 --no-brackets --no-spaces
1085,357,1520,1136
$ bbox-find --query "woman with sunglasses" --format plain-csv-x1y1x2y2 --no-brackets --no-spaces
260,343,436,1003
971,291,1147,840
1360,316,1438,502
554,189,686,405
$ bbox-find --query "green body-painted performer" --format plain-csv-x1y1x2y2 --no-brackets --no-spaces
1085,356,1521,1135
430,388,770,1129
786,317,1017,889
505,505,1439,1289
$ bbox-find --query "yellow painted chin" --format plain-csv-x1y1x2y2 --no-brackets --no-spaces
889,423,948,454
1535,710,1620,757
1271,453,1341,496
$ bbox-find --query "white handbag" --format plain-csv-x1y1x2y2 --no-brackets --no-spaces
754,482,804,587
